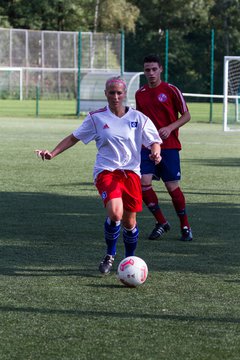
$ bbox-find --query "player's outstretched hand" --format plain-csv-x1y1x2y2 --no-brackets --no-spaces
35,149,53,161
149,152,161,164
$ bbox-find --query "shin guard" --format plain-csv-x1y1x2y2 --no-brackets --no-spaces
123,225,139,257
104,218,121,256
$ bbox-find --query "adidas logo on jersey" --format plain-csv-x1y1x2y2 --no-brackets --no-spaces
103,124,109,129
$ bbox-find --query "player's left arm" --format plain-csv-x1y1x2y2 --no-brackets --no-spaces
159,84,191,139
159,111,190,139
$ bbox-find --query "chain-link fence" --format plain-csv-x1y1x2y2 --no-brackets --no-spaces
0,28,123,102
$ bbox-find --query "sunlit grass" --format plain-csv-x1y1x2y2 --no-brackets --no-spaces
0,99,223,123
0,118,240,360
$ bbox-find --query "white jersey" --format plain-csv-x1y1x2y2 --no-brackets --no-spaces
72,105,162,180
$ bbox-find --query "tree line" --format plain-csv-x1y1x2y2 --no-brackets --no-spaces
1,0,240,93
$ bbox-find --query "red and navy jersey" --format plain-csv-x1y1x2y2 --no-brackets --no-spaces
135,82,188,150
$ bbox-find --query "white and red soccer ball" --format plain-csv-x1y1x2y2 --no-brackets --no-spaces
117,256,148,287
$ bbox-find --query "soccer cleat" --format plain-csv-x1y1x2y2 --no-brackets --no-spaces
148,222,171,240
180,226,193,241
99,254,115,274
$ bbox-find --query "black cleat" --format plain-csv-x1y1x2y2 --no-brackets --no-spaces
180,226,193,241
99,254,114,274
148,222,171,240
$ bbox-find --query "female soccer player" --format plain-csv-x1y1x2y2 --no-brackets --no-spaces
36,76,162,274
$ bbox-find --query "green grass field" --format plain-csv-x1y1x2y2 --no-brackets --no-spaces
0,117,240,360
0,99,223,123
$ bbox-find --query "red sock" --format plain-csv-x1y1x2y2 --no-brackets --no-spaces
169,187,190,228
142,185,167,224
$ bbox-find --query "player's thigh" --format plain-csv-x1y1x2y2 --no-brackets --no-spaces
122,172,142,213
160,149,181,182
141,173,153,186
141,147,161,181
106,198,124,221
95,170,122,205
140,148,155,176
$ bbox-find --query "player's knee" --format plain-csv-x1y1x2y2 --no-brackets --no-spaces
122,219,136,229
141,183,152,191
108,214,121,223
107,206,123,222
165,181,179,193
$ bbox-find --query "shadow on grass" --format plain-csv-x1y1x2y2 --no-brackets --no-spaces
0,191,239,275
0,267,100,277
0,305,239,324
183,157,240,167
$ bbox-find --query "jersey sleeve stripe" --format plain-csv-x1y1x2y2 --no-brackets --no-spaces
169,84,188,113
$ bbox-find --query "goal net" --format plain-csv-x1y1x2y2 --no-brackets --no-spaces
223,56,240,131
0,67,23,100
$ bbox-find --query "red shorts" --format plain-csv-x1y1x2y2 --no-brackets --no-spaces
95,170,142,212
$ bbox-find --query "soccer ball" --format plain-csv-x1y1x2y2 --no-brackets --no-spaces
117,256,148,287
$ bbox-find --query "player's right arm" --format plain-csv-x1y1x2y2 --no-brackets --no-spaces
35,134,79,160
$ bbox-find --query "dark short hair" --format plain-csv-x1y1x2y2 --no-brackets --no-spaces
143,55,162,66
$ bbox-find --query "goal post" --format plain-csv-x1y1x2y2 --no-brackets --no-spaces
0,67,23,100
223,56,240,131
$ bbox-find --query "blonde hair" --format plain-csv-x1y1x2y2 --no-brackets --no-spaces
105,76,127,91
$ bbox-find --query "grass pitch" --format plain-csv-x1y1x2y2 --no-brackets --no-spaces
0,117,240,360
0,98,223,123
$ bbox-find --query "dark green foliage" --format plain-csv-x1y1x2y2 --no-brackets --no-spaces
125,0,240,94
1,1,240,94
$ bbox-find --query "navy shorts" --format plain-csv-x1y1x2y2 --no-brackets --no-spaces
140,148,181,182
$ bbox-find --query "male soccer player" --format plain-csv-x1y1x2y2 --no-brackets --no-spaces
135,54,193,241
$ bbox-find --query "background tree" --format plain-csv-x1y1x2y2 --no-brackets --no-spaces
124,0,240,94
96,0,140,33
209,0,240,92
0,0,240,94
0,0,139,32
125,0,215,93
0,0,94,31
